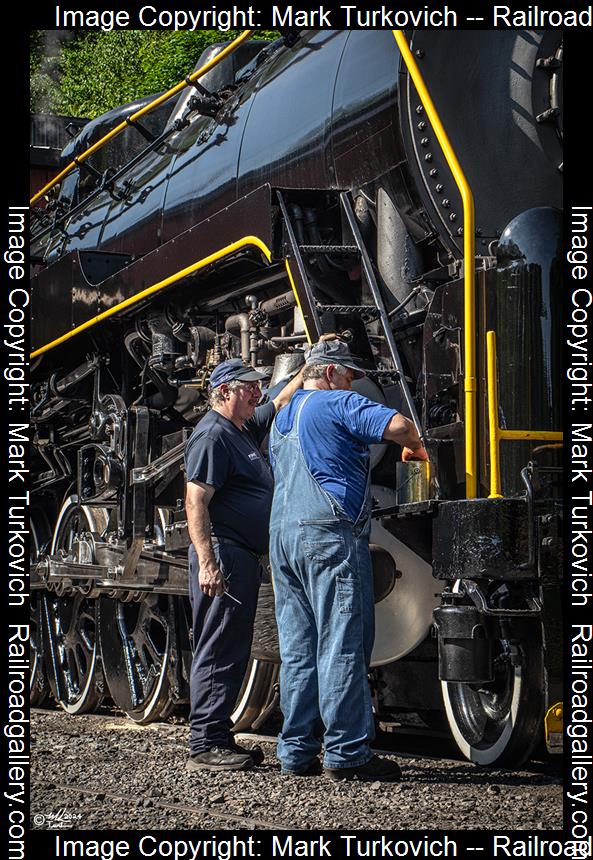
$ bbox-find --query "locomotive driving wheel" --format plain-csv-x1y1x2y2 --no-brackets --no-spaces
30,509,51,707
42,496,108,714
231,658,279,732
30,593,49,707
440,584,544,766
98,594,174,724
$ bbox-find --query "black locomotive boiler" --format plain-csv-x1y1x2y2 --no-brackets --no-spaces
29,29,563,767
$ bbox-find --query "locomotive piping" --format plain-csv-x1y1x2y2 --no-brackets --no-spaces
30,236,272,359
393,30,477,499
30,29,255,206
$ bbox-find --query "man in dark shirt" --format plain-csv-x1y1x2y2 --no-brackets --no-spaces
184,357,303,771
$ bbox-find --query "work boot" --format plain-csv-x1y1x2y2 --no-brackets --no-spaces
281,758,323,777
231,742,265,766
186,746,254,772
324,754,402,782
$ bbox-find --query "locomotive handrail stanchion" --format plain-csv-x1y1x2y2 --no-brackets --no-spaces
29,29,255,206
486,331,504,499
486,330,563,499
29,235,272,360
393,30,478,498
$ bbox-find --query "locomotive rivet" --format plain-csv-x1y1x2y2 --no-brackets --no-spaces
436,184,444,193
429,168,438,177
457,227,464,235
442,199,450,208
417,121,427,131
449,213,457,222
416,105,424,114
476,227,482,236
415,49,424,59
424,153,433,162
421,137,429,147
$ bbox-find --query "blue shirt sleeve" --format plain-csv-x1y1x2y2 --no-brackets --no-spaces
185,433,232,489
338,392,396,444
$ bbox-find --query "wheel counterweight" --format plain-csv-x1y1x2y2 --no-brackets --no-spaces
30,592,49,707
42,496,108,714
31,509,51,707
98,594,174,723
43,593,105,714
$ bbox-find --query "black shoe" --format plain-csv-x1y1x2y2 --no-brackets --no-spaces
324,755,402,782
281,758,322,777
186,747,254,772
232,743,265,766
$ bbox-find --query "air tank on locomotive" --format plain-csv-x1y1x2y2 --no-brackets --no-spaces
30,29,563,765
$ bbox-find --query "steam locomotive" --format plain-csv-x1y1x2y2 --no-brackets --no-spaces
30,29,563,767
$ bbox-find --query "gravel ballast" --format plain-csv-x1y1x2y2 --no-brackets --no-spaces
31,711,562,831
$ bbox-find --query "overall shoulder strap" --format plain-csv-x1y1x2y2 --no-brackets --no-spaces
294,391,317,434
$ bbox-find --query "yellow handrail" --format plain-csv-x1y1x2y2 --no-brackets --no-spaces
30,30,255,206
285,260,313,345
486,331,562,498
30,236,271,359
393,30,477,499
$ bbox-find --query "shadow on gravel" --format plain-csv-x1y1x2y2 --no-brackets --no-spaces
401,764,562,786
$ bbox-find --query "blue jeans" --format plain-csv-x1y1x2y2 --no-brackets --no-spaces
269,393,375,771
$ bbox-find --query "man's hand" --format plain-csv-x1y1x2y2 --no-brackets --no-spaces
383,414,429,463
186,480,225,598
199,560,225,597
401,445,429,462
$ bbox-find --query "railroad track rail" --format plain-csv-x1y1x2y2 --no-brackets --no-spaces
30,708,563,831
34,782,290,830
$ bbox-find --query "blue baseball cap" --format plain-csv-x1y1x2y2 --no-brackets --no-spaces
305,340,366,379
209,358,268,389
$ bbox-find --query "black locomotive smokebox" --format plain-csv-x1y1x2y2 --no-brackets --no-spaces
432,498,532,580
433,603,493,683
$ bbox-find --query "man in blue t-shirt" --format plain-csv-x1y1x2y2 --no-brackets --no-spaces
184,357,304,772
269,340,428,781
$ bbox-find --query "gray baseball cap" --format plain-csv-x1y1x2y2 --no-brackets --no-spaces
305,340,366,379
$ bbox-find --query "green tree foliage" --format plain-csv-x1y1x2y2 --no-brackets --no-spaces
30,31,63,114
31,30,279,119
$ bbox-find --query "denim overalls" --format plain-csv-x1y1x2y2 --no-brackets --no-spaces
269,391,375,772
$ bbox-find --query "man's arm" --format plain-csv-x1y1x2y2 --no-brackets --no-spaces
270,333,341,412
271,365,305,412
382,413,429,461
185,480,225,597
